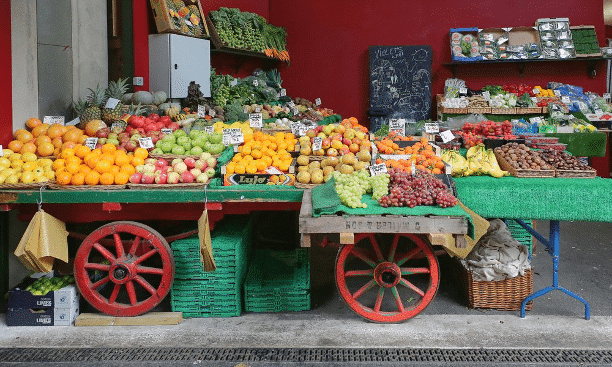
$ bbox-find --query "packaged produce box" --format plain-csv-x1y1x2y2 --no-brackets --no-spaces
149,0,209,38
478,28,509,60
508,26,542,59
449,28,483,62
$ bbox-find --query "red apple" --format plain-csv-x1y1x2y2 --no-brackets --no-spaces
167,172,180,184
190,168,202,177
129,173,142,184
184,157,196,170
194,159,207,171
180,171,194,183
141,173,155,184
155,159,169,170
155,173,168,184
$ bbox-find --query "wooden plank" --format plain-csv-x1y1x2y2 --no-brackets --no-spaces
428,233,454,248
339,232,354,244
300,233,311,248
299,189,313,218
300,215,468,235
455,235,466,249
75,312,183,327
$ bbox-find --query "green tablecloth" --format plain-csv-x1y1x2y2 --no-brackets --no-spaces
543,132,607,157
454,176,612,222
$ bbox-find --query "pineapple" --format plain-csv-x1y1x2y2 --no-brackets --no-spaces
82,85,105,123
102,78,129,123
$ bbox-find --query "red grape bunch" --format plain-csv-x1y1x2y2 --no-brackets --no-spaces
378,168,458,208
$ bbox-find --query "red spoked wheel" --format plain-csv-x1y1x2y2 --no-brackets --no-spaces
335,233,439,323
74,221,175,317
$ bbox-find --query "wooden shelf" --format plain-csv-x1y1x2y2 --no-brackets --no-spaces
444,56,607,78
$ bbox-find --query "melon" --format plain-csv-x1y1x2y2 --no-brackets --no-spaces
152,91,167,105
132,91,153,105
121,93,134,104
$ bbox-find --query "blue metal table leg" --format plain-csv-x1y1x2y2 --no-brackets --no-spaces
516,220,590,320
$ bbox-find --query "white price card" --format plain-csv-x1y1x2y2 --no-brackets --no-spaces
139,137,154,149
280,88,287,97
254,105,261,113
534,117,544,124
292,107,299,116
111,121,126,130
298,124,310,137
315,98,321,106
533,88,540,95
198,105,207,118
209,109,216,117
440,130,455,143
0,145,3,157
266,166,283,175
84,137,98,150
482,91,491,101
287,101,295,108
561,96,571,104
553,90,561,96
249,113,263,128
459,87,468,95
594,108,604,115
411,161,416,176
43,116,65,125
230,78,238,87
161,128,173,135
529,117,539,124
66,117,81,126
312,137,323,151
531,97,538,104
369,163,387,176
389,118,405,136
223,134,231,146
105,98,120,109
424,122,439,134
204,126,214,134
253,80,259,87
290,122,302,136
604,93,611,102
224,128,243,145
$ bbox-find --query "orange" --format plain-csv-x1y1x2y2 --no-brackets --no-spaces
75,145,91,158
61,141,77,151
262,155,273,166
87,155,101,169
26,118,42,130
63,129,82,143
91,148,102,156
279,162,290,172
110,165,120,175
77,135,88,144
7,140,23,152
99,172,114,185
114,171,130,185
100,154,115,164
53,147,61,156
85,170,100,186
34,135,52,146
114,154,131,167
232,153,243,163
246,164,257,174
225,162,236,174
20,142,37,154
234,164,246,174
52,137,63,149
66,161,81,174
56,171,72,186
251,149,262,159
78,165,92,175
16,131,34,143
31,124,49,138
65,156,82,166
46,124,64,139
101,144,116,155
60,148,76,159
134,148,148,160
120,165,135,175
52,159,66,171
70,173,85,186
255,160,267,171
94,160,112,174
131,157,144,166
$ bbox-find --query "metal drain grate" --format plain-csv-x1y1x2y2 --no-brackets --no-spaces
1,348,612,364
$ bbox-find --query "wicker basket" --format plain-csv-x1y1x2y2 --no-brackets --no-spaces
462,262,533,311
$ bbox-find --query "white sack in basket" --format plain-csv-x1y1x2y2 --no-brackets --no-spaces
461,219,531,281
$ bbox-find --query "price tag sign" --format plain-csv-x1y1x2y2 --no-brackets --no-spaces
161,128,173,135
511,119,520,124
105,98,120,109
459,87,468,95
369,163,387,176
84,137,98,150
111,121,126,130
298,124,310,137
315,98,321,106
208,109,216,117
198,105,206,118
529,117,538,124
292,107,299,116
287,101,295,108
411,161,416,176
561,96,571,104
553,90,561,97
266,166,282,175
312,137,323,151
139,137,154,149
389,118,405,136
43,116,65,125
291,122,302,136
222,134,231,146
253,80,259,87
204,126,214,134
280,88,286,97
0,145,3,157
249,113,263,128
534,117,544,124
531,97,538,104
440,130,455,143
224,128,243,145
482,91,491,101
424,122,439,134
604,93,611,102
594,108,604,115
230,78,238,87
66,117,80,126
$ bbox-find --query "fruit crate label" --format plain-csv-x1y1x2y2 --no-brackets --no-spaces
561,96,571,104
138,137,154,149
604,93,611,102
459,87,468,95
161,128,173,134
482,91,491,101
230,78,238,87
43,116,65,125
249,113,263,128
290,122,302,136
84,137,98,150
111,121,126,130
265,166,282,174
208,109,216,117
280,88,286,97
440,130,455,143
204,126,214,134
312,137,322,151
369,163,387,176
105,98,120,109
553,90,561,96
424,122,439,134
198,105,206,118
0,145,3,157
315,98,321,106
287,101,295,108
253,80,259,87
66,117,80,126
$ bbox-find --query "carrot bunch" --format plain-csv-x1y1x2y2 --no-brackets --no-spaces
264,49,290,61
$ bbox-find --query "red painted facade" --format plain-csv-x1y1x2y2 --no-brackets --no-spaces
0,1,12,146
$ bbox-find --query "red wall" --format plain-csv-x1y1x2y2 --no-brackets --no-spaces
269,0,606,125
0,1,12,145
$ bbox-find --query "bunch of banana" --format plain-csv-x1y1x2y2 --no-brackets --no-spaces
441,150,467,176
443,144,509,178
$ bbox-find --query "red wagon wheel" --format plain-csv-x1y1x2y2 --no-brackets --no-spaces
74,221,175,317
335,233,439,323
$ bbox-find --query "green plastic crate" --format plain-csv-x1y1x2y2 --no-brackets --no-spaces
506,219,533,254
244,249,311,313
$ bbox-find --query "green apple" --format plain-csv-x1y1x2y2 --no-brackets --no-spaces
160,141,174,153
176,136,190,146
162,134,176,144
189,130,200,140
173,129,187,138
190,146,204,155
151,148,163,155
182,142,192,151
171,145,186,155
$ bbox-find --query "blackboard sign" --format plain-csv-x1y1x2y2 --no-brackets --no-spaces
369,46,432,132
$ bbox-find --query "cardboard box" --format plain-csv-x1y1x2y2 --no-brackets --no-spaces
149,0,209,39
509,26,541,47
6,302,79,326
449,28,483,62
222,172,296,186
8,278,78,310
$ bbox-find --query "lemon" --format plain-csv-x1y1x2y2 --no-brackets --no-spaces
22,152,37,162
36,176,49,183
8,153,21,161
0,157,10,167
2,149,14,156
37,158,53,167
44,171,55,180
22,161,37,171
0,174,7,184
5,174,19,184
3,168,16,176
21,170,35,184
33,167,45,176
11,160,24,169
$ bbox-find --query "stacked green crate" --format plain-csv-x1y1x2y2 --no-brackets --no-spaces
244,248,310,313
506,219,533,254
571,27,601,56
170,215,251,318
